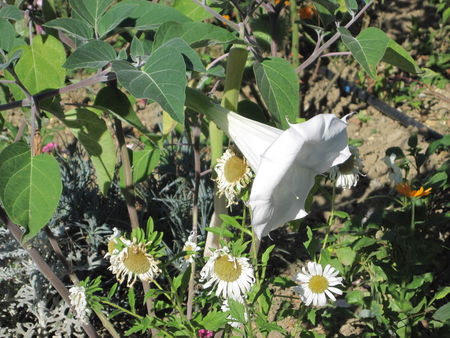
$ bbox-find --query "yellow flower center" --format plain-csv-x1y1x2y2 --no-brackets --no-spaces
214,255,242,282
185,244,193,261
124,246,152,275
108,239,116,255
308,275,329,293
338,155,355,173
224,155,247,184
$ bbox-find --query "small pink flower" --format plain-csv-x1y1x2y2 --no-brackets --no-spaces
198,329,214,338
42,142,58,153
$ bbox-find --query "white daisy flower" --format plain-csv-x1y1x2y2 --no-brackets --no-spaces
68,286,90,324
182,232,201,264
382,153,403,185
215,148,253,207
108,237,161,287
293,262,343,307
329,145,365,190
200,246,255,302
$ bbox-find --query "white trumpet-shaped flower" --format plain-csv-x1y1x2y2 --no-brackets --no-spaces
207,107,351,239
382,153,403,185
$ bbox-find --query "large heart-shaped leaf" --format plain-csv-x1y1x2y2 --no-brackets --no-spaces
97,2,138,38
254,57,299,130
0,5,22,21
63,40,116,69
0,143,62,244
112,47,186,124
94,86,161,143
44,18,93,41
339,27,389,80
116,1,191,30
60,109,116,194
172,0,220,22
5,35,66,101
381,39,423,75
69,0,114,27
0,18,15,52
153,21,244,49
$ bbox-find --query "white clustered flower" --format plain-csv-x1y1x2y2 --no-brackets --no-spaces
293,262,343,307
68,286,90,324
329,145,365,190
200,246,255,302
382,153,403,185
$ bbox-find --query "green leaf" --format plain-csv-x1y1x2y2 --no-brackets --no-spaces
304,226,319,261
97,2,138,38
336,246,356,266
0,49,22,71
351,237,376,251
433,302,450,322
0,5,22,21
112,48,186,124
0,143,62,244
254,57,299,129
128,287,136,312
0,18,16,52
227,299,246,324
201,310,229,331
381,39,423,75
157,38,206,73
5,35,66,101
346,290,364,306
130,36,144,63
339,27,390,80
93,86,161,142
116,1,191,30
153,21,244,49
122,147,161,187
172,0,220,22
44,18,93,41
69,0,114,27
59,109,116,194
63,40,116,69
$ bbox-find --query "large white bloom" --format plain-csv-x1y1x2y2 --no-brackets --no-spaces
69,286,90,324
382,153,403,185
207,108,351,239
293,262,343,307
200,246,255,302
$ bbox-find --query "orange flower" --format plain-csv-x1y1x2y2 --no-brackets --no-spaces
395,182,432,198
298,5,318,20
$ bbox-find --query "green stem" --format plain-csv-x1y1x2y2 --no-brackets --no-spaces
102,300,143,319
291,303,306,337
410,198,416,237
319,184,336,264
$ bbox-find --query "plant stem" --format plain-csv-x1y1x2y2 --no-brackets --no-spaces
319,183,336,264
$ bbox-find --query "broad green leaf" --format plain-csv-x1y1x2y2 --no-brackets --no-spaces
433,302,450,322
5,35,65,101
313,1,338,27
314,0,340,14
381,39,423,75
97,2,138,38
153,21,244,49
132,148,160,185
63,40,116,69
0,143,62,244
0,5,22,21
112,48,186,124
346,290,364,306
69,0,114,27
61,109,116,194
93,86,161,142
253,57,299,130
339,27,390,80
0,49,22,71
172,0,220,22
336,246,356,266
44,18,93,41
157,38,206,73
201,310,229,331
303,226,319,261
130,36,144,63
0,18,15,52
116,1,191,30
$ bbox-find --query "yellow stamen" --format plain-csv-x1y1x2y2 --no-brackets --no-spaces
308,275,329,293
124,246,152,275
224,155,247,183
214,255,242,282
